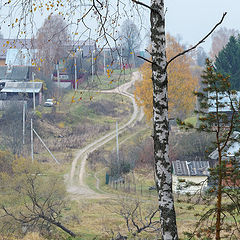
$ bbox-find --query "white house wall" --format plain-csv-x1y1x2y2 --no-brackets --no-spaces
172,175,208,194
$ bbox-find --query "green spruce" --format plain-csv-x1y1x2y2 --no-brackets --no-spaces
215,35,240,90
178,59,240,240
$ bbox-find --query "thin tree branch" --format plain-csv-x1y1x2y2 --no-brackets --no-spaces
137,55,156,66
132,0,155,12
166,12,227,69
38,214,76,237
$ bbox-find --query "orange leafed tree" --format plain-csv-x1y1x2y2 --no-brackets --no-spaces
135,34,198,122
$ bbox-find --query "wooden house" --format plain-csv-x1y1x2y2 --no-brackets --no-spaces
172,160,210,194
0,81,43,109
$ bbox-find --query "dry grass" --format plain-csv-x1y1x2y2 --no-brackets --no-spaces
22,233,46,240
0,233,46,240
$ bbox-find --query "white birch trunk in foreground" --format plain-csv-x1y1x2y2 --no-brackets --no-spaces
150,0,178,239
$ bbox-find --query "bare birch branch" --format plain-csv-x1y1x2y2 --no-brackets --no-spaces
166,12,227,68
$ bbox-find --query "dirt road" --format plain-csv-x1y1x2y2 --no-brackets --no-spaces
66,72,143,199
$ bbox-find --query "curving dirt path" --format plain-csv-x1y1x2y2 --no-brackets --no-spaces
66,72,143,199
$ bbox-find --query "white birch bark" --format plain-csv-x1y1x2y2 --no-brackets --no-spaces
150,0,178,239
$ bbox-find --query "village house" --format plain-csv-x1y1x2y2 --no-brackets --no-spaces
0,38,34,66
172,160,210,194
208,131,240,188
0,81,43,110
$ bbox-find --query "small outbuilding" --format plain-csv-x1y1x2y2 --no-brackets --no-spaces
0,81,43,109
172,160,210,194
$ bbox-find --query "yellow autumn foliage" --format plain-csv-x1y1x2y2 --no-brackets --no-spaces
135,34,198,122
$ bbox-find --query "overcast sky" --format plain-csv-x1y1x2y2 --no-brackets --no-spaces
0,0,239,54
165,0,240,52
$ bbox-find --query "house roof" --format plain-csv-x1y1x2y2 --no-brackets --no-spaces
6,49,37,66
65,39,96,58
209,131,240,159
0,81,42,93
0,39,34,58
172,160,210,176
208,92,240,113
0,38,96,61
0,66,29,80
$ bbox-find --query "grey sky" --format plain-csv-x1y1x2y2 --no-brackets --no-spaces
0,0,239,54
165,0,240,52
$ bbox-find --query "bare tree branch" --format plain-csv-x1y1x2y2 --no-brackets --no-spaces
137,55,155,65
38,214,76,237
166,12,227,68
132,0,154,12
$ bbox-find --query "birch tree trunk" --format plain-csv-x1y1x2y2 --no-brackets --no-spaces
150,0,178,239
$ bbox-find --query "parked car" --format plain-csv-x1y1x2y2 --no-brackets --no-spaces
44,99,55,107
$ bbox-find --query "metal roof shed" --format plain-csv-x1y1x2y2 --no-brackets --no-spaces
1,82,42,93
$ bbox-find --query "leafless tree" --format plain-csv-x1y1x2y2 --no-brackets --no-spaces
0,159,76,237
120,20,141,64
109,196,161,239
35,15,70,76
209,27,239,59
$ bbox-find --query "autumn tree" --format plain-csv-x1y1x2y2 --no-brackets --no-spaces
210,27,239,59
135,34,198,121
36,15,70,76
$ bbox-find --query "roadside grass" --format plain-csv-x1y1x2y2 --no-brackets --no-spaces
77,120,239,239
34,90,133,164
63,190,225,240
2,156,239,239
184,115,198,127
84,123,156,199
80,69,135,90
94,120,151,154
84,163,105,194
66,197,161,239
60,91,132,127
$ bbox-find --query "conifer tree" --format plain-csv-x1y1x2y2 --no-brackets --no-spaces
215,35,240,90
179,59,240,239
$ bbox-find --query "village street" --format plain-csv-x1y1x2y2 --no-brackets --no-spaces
66,71,144,199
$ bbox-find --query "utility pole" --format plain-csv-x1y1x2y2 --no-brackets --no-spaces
120,46,123,70
91,50,95,82
32,128,60,164
132,51,135,69
74,57,77,91
22,101,26,145
31,118,34,162
32,72,35,112
116,121,119,164
57,62,60,96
